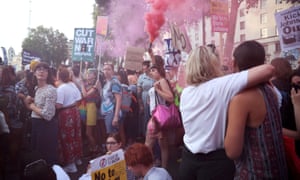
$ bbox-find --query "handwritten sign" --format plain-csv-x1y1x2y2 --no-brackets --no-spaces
170,24,192,53
90,150,127,180
72,28,96,62
211,14,229,32
124,47,144,71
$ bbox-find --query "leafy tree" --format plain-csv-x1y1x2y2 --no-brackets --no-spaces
22,26,69,67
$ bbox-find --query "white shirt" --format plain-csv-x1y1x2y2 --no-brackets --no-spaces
56,82,82,107
52,165,70,180
143,167,172,180
180,71,248,154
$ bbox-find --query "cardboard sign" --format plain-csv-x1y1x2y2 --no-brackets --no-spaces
72,28,96,62
124,47,144,71
275,6,300,51
170,24,192,53
90,150,127,180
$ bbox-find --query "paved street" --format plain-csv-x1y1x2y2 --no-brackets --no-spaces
2,136,182,180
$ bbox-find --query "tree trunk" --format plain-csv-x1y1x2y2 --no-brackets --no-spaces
224,0,240,60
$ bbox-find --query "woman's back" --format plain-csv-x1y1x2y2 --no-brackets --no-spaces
235,84,288,179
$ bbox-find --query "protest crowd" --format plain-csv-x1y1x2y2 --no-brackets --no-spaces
1,40,300,180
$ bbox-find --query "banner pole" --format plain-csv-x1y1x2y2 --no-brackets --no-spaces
97,40,102,81
80,56,83,76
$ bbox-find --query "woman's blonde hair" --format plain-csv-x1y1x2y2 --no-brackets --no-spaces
186,46,222,85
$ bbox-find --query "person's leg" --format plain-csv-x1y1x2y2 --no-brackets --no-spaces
179,147,198,180
158,131,169,169
118,122,126,146
86,103,98,154
194,150,235,180
86,126,97,153
145,132,156,152
103,111,114,135
97,118,107,153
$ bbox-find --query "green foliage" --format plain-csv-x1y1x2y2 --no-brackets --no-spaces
22,26,69,67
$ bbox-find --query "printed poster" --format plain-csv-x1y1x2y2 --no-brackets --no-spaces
72,28,96,62
90,149,127,180
275,6,300,51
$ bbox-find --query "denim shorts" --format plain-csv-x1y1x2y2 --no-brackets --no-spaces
103,111,122,134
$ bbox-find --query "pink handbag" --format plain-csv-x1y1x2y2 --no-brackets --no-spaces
153,98,181,130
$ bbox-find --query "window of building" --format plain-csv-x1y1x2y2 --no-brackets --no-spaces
260,13,268,24
275,8,282,13
275,26,279,36
261,28,268,38
263,44,268,53
275,0,282,4
275,42,281,52
240,21,245,30
240,34,246,42
240,8,245,17
211,31,215,36
261,0,267,9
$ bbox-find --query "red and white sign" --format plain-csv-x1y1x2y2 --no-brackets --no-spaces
210,0,229,32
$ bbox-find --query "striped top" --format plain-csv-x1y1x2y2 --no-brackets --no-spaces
234,84,288,180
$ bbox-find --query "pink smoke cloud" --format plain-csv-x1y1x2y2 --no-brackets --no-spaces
144,0,208,42
100,0,208,56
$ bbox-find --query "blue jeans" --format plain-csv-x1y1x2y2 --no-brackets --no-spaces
103,111,122,134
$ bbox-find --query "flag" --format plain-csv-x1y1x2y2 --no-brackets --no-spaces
96,16,108,36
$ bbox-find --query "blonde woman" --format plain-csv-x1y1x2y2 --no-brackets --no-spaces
179,46,274,179
81,69,101,155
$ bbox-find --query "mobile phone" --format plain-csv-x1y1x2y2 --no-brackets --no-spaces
292,83,300,93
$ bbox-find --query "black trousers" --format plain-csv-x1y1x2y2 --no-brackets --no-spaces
179,145,235,180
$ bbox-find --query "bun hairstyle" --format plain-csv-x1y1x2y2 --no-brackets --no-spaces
151,55,165,78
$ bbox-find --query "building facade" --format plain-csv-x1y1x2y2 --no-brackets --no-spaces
187,0,298,68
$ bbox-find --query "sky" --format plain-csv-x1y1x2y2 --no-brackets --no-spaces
0,0,95,54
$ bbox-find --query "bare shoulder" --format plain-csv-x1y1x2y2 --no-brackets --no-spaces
232,88,261,104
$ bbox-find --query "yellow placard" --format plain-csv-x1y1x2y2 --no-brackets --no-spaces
90,150,127,180
91,160,127,180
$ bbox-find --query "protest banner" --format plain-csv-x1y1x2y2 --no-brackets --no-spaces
124,47,144,71
275,6,300,51
21,49,41,65
210,0,229,32
90,149,127,180
96,16,108,36
170,23,192,53
0,47,8,65
72,28,96,62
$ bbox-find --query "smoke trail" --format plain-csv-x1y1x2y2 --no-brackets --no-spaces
144,0,208,42
100,0,207,56
101,0,148,56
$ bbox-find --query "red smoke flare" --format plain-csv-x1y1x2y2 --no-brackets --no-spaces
144,0,168,42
